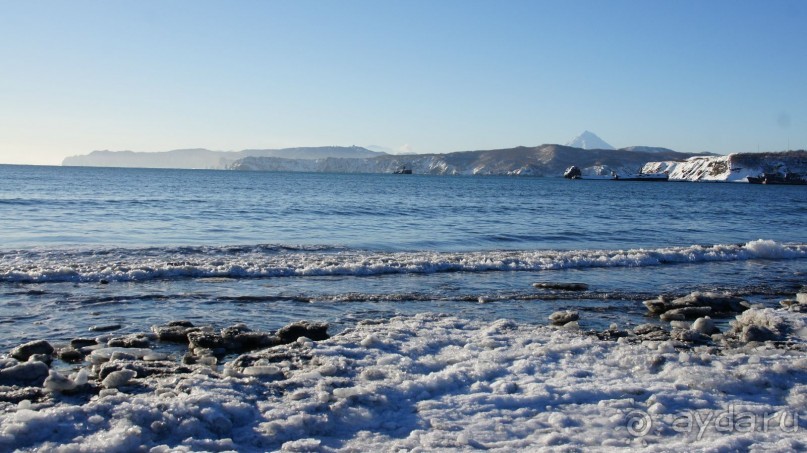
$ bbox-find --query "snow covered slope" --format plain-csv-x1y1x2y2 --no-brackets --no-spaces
565,131,615,150
642,151,807,182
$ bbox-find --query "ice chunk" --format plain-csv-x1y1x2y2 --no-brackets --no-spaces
101,369,137,388
549,310,579,326
43,370,76,392
243,366,283,378
0,360,49,386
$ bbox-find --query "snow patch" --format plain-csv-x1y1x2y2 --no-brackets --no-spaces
2,314,807,451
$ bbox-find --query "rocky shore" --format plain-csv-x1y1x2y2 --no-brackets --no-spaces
1,290,806,451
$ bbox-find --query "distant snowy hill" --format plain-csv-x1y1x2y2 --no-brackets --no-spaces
565,131,615,150
66,140,784,180
229,145,702,177
62,146,384,169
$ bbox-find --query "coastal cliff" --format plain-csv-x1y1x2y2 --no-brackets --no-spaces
642,151,807,182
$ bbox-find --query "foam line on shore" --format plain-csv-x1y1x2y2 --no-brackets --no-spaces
1,239,805,283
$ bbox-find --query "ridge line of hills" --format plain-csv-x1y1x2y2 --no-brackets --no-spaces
62,144,710,176
61,146,385,170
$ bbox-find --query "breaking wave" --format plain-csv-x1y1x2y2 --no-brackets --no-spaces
1,239,805,284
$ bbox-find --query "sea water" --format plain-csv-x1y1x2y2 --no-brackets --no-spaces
1,164,806,350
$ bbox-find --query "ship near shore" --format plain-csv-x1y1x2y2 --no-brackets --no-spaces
746,173,806,185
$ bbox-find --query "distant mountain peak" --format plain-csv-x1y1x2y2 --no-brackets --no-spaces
565,131,615,150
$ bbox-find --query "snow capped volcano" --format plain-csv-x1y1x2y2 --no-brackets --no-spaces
565,131,615,150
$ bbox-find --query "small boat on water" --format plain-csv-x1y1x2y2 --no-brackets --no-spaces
394,165,413,174
610,171,669,181
746,173,806,185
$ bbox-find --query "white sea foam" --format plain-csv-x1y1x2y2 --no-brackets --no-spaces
2,312,807,451
1,240,805,283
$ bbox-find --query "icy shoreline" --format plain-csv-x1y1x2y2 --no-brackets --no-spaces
642,151,807,183
3,299,807,451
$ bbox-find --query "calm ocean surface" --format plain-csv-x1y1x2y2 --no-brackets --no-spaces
1,164,806,349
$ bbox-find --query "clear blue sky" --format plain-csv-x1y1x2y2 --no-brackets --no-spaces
1,0,804,164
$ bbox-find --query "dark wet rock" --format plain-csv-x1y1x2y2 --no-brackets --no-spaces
659,306,712,322
167,320,195,328
644,330,671,341
642,298,670,314
60,382,96,397
187,332,228,350
231,332,281,351
89,324,122,333
595,325,630,341
108,334,151,349
70,338,98,349
152,325,195,343
182,352,199,365
741,325,780,343
10,340,54,361
549,310,580,326
277,321,330,343
634,324,662,336
57,347,84,363
669,292,749,314
633,324,670,341
229,350,298,370
99,279,110,285
533,282,589,291
659,311,685,322
222,323,252,339
0,386,44,403
645,292,749,321
0,361,49,387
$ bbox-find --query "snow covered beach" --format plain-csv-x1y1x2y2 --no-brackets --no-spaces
2,295,807,452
